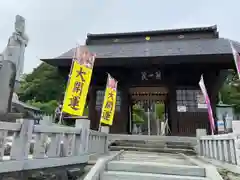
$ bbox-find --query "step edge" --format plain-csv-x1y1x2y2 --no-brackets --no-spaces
108,160,205,169
103,171,209,179
179,153,223,180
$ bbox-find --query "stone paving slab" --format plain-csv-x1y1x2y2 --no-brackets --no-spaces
120,151,196,166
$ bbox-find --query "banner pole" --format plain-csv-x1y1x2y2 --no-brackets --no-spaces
58,45,78,125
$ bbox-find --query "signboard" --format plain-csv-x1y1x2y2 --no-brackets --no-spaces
62,46,95,116
141,70,161,81
177,105,187,112
100,74,118,126
217,120,225,132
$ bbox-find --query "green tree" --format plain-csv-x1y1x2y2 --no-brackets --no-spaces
155,103,165,120
219,69,240,113
18,63,66,114
131,103,165,125
18,63,66,103
132,104,146,124
18,62,91,115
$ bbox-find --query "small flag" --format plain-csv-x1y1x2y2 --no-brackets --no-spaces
230,41,240,79
199,75,215,134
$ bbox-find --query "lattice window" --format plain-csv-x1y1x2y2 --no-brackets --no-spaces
116,91,121,111
176,89,207,112
96,90,105,110
96,90,121,111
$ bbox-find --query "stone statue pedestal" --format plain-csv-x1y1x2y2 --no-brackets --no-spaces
0,60,16,114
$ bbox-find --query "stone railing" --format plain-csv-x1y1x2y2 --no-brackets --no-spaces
0,118,109,175
84,150,124,180
198,133,240,166
89,130,108,155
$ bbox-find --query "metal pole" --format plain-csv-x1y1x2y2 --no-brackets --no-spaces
129,105,132,134
147,106,150,136
154,102,159,136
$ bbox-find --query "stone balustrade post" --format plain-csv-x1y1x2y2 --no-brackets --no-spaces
10,119,34,160
234,134,240,165
100,126,110,154
196,129,207,137
196,129,207,155
75,116,90,155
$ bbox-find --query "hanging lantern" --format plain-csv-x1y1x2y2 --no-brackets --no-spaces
145,36,151,41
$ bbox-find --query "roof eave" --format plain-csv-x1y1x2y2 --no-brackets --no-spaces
87,25,217,39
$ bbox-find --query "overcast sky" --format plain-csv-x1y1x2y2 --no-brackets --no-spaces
0,0,240,74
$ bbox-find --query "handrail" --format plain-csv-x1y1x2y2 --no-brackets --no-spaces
84,150,124,180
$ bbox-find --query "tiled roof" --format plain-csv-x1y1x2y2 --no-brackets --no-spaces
55,38,238,59
87,25,217,39
12,98,41,112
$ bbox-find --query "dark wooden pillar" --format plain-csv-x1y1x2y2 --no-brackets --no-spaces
88,86,97,130
110,85,129,134
167,74,178,135
121,86,130,134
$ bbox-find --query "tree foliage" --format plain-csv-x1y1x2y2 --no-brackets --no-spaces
220,70,240,113
155,103,165,120
18,63,66,114
132,103,165,124
132,104,146,124
27,100,59,114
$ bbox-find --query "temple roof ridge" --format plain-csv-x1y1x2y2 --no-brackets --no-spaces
87,25,218,39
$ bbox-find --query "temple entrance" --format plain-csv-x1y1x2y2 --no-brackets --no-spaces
129,87,169,135
42,26,236,136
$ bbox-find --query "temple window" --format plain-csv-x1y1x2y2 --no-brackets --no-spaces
96,90,121,111
176,89,207,112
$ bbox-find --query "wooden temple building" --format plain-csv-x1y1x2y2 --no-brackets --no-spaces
42,25,240,136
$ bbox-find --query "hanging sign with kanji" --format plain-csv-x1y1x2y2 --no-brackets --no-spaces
62,46,95,116
100,74,118,126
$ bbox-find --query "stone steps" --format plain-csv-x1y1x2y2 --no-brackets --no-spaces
106,161,205,177
111,140,194,150
102,171,210,180
110,140,195,156
109,145,196,155
100,151,210,180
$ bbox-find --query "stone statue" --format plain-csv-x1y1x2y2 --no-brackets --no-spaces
0,15,29,117
1,15,28,88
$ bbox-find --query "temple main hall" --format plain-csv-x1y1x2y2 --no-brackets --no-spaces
42,25,240,136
